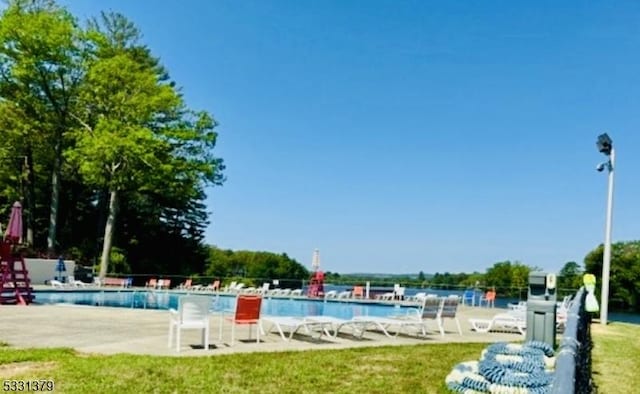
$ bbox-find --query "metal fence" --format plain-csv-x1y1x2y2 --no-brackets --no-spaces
551,287,596,393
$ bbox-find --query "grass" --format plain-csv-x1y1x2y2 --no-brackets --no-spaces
0,321,636,393
591,322,640,393
0,343,487,393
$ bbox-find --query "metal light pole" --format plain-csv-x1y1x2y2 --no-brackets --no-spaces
596,133,615,325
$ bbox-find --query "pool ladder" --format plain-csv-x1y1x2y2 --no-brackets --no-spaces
131,290,159,309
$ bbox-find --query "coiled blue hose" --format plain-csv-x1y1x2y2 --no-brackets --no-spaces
446,341,555,393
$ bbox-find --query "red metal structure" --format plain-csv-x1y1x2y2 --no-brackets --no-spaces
307,270,324,298
306,249,324,297
0,202,34,305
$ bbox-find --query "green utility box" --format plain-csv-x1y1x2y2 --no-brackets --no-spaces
526,272,557,348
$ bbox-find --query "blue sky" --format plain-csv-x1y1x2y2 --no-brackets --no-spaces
59,1,640,274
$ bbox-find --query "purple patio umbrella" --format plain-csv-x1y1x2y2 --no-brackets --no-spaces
5,201,23,243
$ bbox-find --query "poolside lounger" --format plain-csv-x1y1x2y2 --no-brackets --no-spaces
203,280,220,292
376,292,394,301
337,290,351,299
324,290,338,299
469,312,526,336
395,295,462,336
71,279,87,288
223,281,237,292
262,316,332,341
408,292,427,302
50,279,65,289
351,316,427,338
177,279,193,290
303,316,371,339
256,283,270,295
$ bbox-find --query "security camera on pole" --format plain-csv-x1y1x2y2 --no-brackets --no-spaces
596,133,615,325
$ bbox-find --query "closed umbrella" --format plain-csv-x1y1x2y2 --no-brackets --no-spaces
312,249,320,271
5,201,22,243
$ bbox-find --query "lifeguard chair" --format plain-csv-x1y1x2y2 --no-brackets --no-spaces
307,270,324,298
306,249,324,297
0,202,34,305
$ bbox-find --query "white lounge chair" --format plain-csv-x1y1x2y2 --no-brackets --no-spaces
408,292,427,302
376,292,394,301
351,315,427,338
72,279,87,288
223,281,237,292
324,290,338,299
303,316,371,339
400,295,462,336
262,316,332,341
67,275,87,288
168,295,211,352
50,279,65,289
256,283,270,295
469,311,526,336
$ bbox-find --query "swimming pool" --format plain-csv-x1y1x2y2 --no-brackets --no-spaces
33,290,413,320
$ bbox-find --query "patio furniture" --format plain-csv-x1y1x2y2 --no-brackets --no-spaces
352,286,364,299
145,278,157,288
469,311,526,336
401,295,462,336
304,316,372,339
49,279,65,289
227,294,262,346
168,295,211,352
479,290,496,308
351,315,427,338
324,290,338,299
462,290,476,306
262,316,332,341
177,279,192,290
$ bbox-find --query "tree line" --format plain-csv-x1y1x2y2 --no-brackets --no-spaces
0,0,224,279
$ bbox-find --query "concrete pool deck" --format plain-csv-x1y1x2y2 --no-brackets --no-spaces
0,301,531,357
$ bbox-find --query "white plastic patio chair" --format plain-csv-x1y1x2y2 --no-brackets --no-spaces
168,295,211,352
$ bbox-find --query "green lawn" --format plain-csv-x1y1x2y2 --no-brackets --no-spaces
0,343,487,393
0,322,637,394
591,322,640,393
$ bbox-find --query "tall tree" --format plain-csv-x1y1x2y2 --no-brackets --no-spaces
67,13,224,279
584,241,640,311
558,261,583,290
0,0,85,250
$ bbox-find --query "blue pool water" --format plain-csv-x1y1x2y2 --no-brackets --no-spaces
34,290,413,320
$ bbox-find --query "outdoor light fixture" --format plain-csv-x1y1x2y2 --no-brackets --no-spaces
596,133,613,155
595,133,615,326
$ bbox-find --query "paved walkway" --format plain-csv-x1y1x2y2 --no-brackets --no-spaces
0,303,526,357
